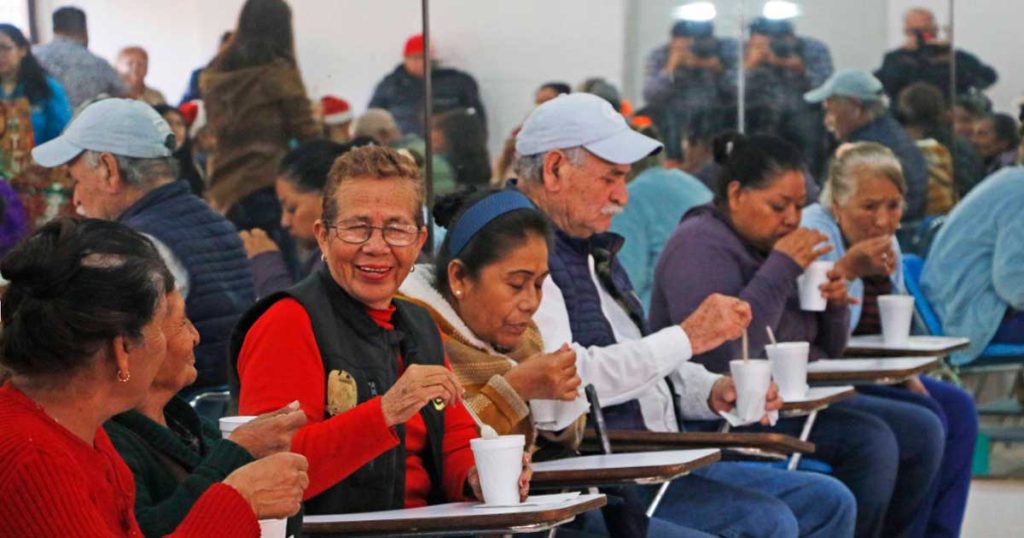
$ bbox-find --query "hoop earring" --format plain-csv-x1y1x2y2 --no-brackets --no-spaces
320,253,326,262
411,265,416,273
117,369,131,383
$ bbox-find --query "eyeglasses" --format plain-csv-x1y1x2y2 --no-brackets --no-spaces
326,222,422,247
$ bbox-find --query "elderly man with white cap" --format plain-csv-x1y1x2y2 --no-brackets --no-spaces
805,69,928,221
512,93,855,538
31,98,254,393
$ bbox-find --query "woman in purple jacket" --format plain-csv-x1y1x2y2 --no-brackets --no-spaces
650,133,944,538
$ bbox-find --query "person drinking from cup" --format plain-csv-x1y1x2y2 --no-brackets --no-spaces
512,93,855,538
104,287,309,537
0,218,308,537
802,141,978,537
231,146,531,516
649,132,944,538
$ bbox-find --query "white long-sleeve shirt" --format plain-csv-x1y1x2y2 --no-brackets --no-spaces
533,253,721,432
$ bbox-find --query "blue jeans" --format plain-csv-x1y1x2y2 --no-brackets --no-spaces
708,393,944,538
642,462,855,538
991,308,1024,344
859,377,978,538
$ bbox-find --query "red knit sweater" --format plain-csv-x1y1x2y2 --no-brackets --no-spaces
237,298,477,508
0,383,258,537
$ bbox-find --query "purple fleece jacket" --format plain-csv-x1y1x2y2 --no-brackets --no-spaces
648,203,850,374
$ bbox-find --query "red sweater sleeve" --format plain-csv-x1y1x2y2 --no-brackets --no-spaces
236,298,400,499
439,354,479,502
0,447,256,538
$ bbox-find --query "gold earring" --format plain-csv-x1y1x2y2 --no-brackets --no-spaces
117,369,131,383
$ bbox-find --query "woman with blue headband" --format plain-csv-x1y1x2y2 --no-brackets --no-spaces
399,187,583,454
231,146,532,517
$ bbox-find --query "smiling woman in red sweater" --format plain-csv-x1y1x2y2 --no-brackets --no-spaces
233,145,530,516
0,219,309,537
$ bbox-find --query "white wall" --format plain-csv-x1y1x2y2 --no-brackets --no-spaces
33,0,629,157
29,0,1020,147
951,1,1020,114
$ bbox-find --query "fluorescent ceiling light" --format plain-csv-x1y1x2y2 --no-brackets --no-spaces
673,1,717,22
763,0,800,20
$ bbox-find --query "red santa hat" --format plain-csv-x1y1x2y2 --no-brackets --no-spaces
178,100,207,140
320,95,353,126
404,34,424,57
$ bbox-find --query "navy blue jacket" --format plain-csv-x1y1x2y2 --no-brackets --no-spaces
368,64,486,138
547,229,652,430
849,114,928,221
119,180,254,389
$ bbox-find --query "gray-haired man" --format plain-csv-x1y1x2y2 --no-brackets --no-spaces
32,99,253,392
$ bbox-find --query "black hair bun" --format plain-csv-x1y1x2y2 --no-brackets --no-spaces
0,220,79,299
432,186,481,229
711,130,747,165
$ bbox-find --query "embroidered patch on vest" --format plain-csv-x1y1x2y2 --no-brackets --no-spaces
326,369,358,416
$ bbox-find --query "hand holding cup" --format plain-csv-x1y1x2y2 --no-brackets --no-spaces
505,343,581,401
222,452,309,519
227,401,308,459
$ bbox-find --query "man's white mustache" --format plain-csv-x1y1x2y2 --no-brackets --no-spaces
601,204,625,216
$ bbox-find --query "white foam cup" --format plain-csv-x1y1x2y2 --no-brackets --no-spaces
879,294,915,345
470,434,525,506
219,416,287,537
258,517,287,538
798,261,834,311
765,342,810,400
729,360,772,423
529,400,557,427
218,415,256,437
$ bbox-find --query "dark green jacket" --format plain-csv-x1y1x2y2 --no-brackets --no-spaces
104,396,253,538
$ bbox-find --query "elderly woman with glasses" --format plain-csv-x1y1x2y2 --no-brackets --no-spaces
231,146,531,517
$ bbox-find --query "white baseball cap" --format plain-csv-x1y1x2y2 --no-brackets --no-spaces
32,98,175,167
515,93,662,164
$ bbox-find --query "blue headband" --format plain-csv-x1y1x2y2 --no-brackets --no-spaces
446,190,536,256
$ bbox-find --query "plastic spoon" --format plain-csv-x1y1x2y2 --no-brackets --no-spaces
462,399,499,439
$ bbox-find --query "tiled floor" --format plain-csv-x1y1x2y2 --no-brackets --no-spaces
962,479,1024,537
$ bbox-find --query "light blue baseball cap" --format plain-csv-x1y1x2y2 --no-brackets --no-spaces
804,69,885,104
515,93,662,164
32,98,175,167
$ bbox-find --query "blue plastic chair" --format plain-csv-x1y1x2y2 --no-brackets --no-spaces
903,254,1024,369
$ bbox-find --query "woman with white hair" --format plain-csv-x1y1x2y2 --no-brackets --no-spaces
802,141,977,538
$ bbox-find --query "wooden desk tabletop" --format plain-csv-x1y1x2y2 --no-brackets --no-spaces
844,335,969,357
531,449,721,489
808,357,940,384
781,386,857,413
580,430,815,455
303,494,606,536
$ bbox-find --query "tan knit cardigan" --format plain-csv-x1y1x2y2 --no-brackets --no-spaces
397,268,584,453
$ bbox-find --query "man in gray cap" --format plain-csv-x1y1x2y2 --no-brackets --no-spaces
513,93,855,537
805,69,928,221
32,98,254,393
